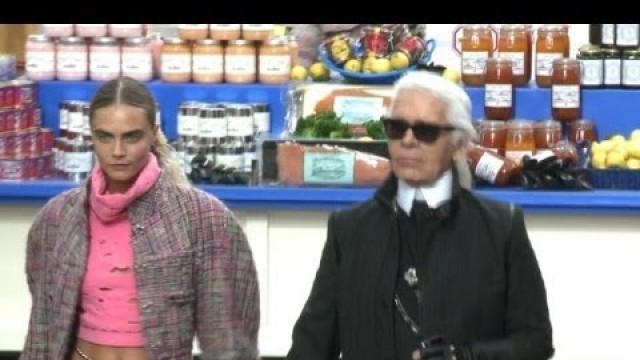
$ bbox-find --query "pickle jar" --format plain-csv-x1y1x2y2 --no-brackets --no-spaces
484,58,514,121
455,24,496,87
603,47,622,87
551,58,582,122
535,25,567,87
622,47,640,88
577,44,604,88
497,24,531,86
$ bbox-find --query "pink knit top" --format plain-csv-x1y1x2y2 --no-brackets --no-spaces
78,154,161,346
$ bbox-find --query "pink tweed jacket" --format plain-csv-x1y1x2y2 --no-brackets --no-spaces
20,172,260,360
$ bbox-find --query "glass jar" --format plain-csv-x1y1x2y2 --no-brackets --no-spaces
484,58,514,121
108,24,144,38
121,36,153,82
601,24,616,48
89,36,121,81
458,24,496,86
225,39,257,84
615,24,640,48
75,24,107,38
603,47,621,87
551,58,581,122
535,25,567,87
160,37,192,83
505,120,536,165
466,142,519,186
258,37,291,84
251,103,271,136
56,36,88,81
242,24,274,41
288,35,299,67
209,24,242,41
25,35,56,81
622,47,640,88
559,24,570,57
177,24,209,41
42,24,74,37
534,120,562,151
497,24,530,86
577,44,603,88
568,119,597,145
478,120,508,156
192,39,224,84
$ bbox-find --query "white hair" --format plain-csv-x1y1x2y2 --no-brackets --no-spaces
388,71,478,189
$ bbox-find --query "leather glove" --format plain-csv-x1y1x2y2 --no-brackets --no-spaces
412,337,473,360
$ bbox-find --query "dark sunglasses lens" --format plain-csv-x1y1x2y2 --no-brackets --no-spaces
383,119,442,143
413,124,440,143
383,120,407,140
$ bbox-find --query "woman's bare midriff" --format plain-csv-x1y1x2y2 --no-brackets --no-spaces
71,339,149,360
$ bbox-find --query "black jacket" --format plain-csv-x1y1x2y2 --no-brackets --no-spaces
286,174,554,360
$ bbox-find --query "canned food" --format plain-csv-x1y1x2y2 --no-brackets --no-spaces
40,128,54,153
0,156,35,181
0,80,37,109
36,153,52,178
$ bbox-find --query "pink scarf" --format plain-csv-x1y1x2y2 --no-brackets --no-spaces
89,153,162,223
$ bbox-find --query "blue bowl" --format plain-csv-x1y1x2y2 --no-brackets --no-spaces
317,39,436,85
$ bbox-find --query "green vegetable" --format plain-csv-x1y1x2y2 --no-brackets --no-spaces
363,119,385,140
293,111,350,139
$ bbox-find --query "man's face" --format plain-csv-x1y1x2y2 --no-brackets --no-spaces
386,89,458,187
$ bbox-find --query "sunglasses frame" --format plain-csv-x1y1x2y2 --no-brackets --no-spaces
381,117,455,144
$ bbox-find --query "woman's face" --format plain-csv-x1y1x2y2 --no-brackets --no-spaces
91,104,156,193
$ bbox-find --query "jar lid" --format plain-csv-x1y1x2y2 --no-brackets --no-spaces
164,37,187,45
92,36,118,46
250,103,269,112
623,47,640,56
602,47,621,56
27,34,52,43
579,44,602,56
195,39,221,46
226,104,253,117
59,36,86,45
535,120,562,129
201,106,225,118
228,39,255,46
263,37,288,46
124,36,150,46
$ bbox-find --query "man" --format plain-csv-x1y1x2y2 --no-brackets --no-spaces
286,71,554,360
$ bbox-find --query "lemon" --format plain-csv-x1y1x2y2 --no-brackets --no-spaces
609,134,626,144
344,58,362,72
606,150,627,168
362,53,378,73
591,151,607,169
627,140,640,159
309,62,330,81
627,158,640,169
390,51,410,70
372,58,392,73
442,67,462,84
629,129,640,142
290,65,308,81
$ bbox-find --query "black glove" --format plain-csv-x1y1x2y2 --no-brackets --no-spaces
417,337,473,360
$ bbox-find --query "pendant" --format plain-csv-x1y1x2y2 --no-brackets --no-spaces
404,267,418,288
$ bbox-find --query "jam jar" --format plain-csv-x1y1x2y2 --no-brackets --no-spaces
534,120,563,151
225,39,257,84
56,36,88,81
616,24,640,48
478,120,508,156
467,142,519,186
121,36,153,82
25,34,56,81
258,37,291,84
497,24,530,86
161,37,192,83
177,24,209,41
603,47,622,87
504,120,536,165
577,44,604,88
192,39,224,84
456,24,496,86
484,58,514,121
535,25,567,87
209,24,242,41
551,58,582,122
622,47,640,88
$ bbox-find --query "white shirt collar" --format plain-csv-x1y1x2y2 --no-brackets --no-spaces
396,170,453,215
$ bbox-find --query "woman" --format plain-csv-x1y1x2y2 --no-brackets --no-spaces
21,77,260,360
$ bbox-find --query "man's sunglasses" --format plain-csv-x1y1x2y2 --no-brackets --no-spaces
381,117,455,144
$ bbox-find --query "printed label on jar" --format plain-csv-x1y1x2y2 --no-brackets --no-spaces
90,52,120,74
605,59,622,85
57,52,87,73
243,149,256,172
227,116,254,137
474,152,504,183
580,59,603,86
498,52,525,75
177,113,199,137
484,84,513,108
193,54,223,74
303,152,354,185
225,55,256,75
26,51,55,72
253,112,270,133
552,85,580,108
505,150,533,165
121,53,152,74
64,152,93,173
461,51,489,75
536,52,564,77
259,55,291,76
622,59,640,85
216,153,244,170
199,117,227,138
67,110,85,134
616,24,640,47
602,24,615,45
161,54,191,74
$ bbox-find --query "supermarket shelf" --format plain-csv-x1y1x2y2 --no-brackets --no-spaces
1,179,639,214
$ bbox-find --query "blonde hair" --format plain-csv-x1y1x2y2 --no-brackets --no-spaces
89,76,190,186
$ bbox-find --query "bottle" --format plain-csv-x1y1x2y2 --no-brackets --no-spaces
467,143,519,186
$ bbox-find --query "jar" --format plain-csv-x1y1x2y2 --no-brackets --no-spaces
616,24,640,48
198,106,227,140
535,25,567,87
484,58,514,121
225,39,257,84
568,119,597,145
589,24,602,45
177,24,209,41
108,24,144,38
42,24,74,37
258,37,291,84
505,120,536,165
601,24,616,48
622,47,640,88
209,24,242,41
160,37,192,83
478,120,507,156
25,35,56,81
603,47,621,87
559,24,570,57
242,24,274,41
121,36,153,82
288,35,299,67
534,120,562,151
192,39,224,84
56,36,88,81
178,101,201,139
577,45,603,88
251,103,271,136
148,33,164,79
466,142,519,186
497,24,530,86
456,24,496,86
551,58,581,122
89,36,121,81
75,24,107,38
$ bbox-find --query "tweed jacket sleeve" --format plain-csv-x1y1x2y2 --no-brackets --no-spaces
191,189,260,360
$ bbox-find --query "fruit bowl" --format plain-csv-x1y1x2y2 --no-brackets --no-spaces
317,41,436,85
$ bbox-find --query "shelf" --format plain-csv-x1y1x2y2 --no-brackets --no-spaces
1,180,639,214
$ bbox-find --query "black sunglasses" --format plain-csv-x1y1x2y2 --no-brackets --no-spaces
381,117,455,143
